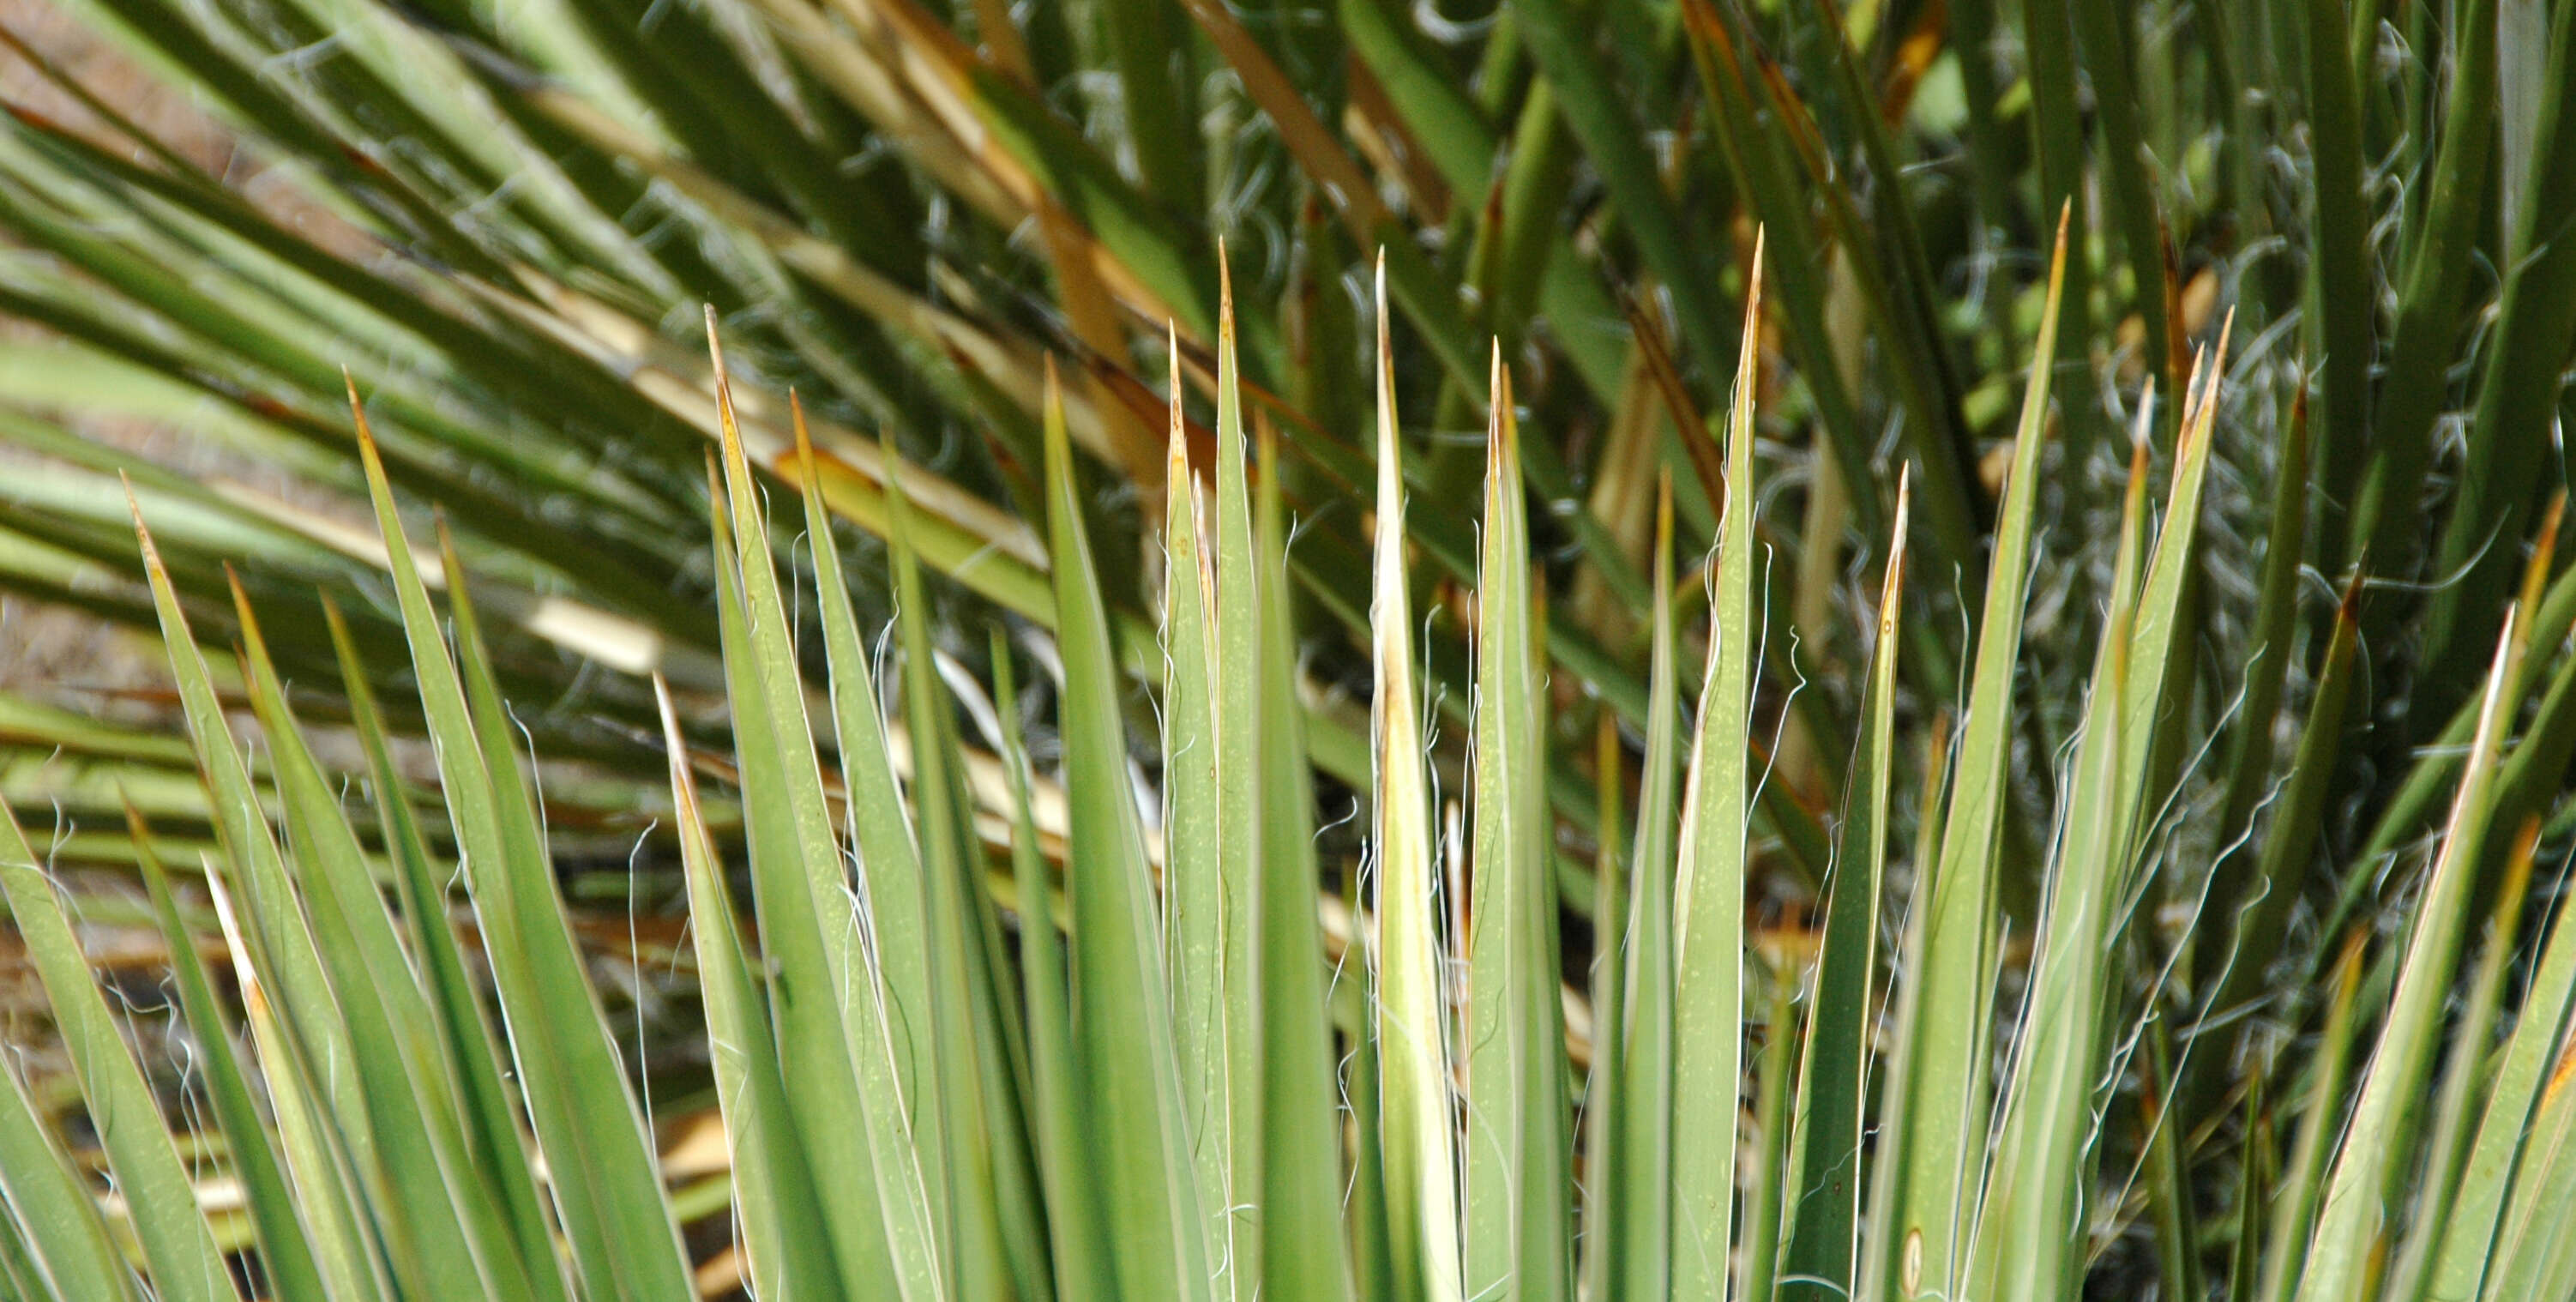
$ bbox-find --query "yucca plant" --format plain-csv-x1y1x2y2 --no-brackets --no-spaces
4,0,2576,1297
4,259,2576,1302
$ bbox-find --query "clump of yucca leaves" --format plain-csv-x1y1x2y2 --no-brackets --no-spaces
3,0,2576,1297
3,250,2575,1302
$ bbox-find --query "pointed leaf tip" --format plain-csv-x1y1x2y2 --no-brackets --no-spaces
790,390,816,476
1170,320,1189,467
1218,236,1234,335
120,469,154,556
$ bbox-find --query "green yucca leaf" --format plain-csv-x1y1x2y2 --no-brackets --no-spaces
2257,937,2368,1302
1579,704,1629,1302
452,526,698,1287
720,375,940,1302
15,2,2576,1292
2227,1072,2271,1302
1800,0,1981,515
123,497,384,1234
2353,537,2576,883
653,676,842,1301
888,432,1040,1302
991,631,1120,1302
1162,331,1245,1300
1204,266,1271,1302
439,529,702,1301
2212,383,2312,895
1667,234,1763,1302
1099,0,1200,210
1464,345,1573,1302
0,1032,138,1302
322,596,564,1292
1856,718,1953,1302
2119,328,2231,839
2384,819,2541,1302
230,581,552,1302
2490,509,2576,847
2479,982,2576,1298
1511,0,1726,375
1044,356,1216,1300
1330,0,1626,401
1971,414,2153,1302
2300,0,2373,567
776,407,931,1296
1780,471,1908,1302
1255,411,1362,1302
1472,85,1579,381
352,390,698,1302
0,1193,43,1298
2434,828,2576,1298
2084,7,2176,399
2194,568,2368,1124
2417,0,2576,708
1178,2,1478,413
1609,461,1686,1302
204,857,396,1302
0,804,232,1302
2349,0,2501,575
131,804,327,1288
1886,207,2069,1301
2294,606,2524,1302
1676,0,1895,558
1741,973,1799,1302
0,684,190,770
2142,1020,2206,1302
1579,473,1675,1302
122,824,336,1302
1345,951,1401,1302
2018,0,2091,469
1368,260,1464,1302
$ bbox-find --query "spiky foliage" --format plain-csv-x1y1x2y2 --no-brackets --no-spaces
3,0,2576,1298
4,270,2576,1302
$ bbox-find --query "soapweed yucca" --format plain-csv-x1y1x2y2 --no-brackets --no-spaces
5,0,2576,1297
4,239,2576,1302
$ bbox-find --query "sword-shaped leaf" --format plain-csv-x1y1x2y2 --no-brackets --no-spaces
2294,607,2524,1302
322,596,562,1294
1780,472,1909,1301
991,635,1119,1302
1162,330,1241,1298
350,384,697,1302
713,356,947,1301
1887,208,2069,1300
1368,256,1464,1302
0,803,232,1302
1044,356,1216,1299
885,427,1047,1302
785,407,938,1301
1464,341,1571,1302
232,576,552,1302
201,860,393,1302
1669,232,1767,1302
1971,411,2154,1302
125,810,328,1302
1255,401,1361,1302
653,677,842,1301
2431,832,2576,1298
0,1022,138,1302
1610,467,1686,1302
2385,819,2541,1302
1207,257,1271,1302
